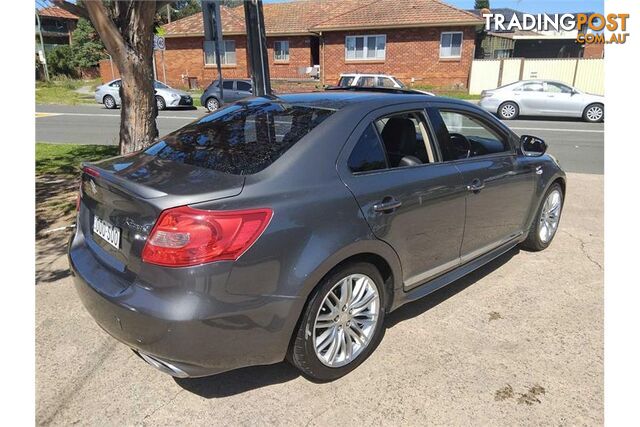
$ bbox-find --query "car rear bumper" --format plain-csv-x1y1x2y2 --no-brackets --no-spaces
68,227,301,378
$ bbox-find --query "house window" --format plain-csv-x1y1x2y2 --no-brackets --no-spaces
440,32,463,58
345,35,386,60
274,40,289,62
204,40,237,65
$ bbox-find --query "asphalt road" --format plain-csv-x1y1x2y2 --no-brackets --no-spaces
35,103,604,174
36,172,603,425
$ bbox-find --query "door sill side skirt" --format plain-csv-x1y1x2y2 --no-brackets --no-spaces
392,234,523,311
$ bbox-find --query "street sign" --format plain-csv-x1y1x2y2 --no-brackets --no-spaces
154,35,166,51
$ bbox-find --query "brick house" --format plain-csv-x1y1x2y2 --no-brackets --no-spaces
36,6,79,55
101,0,483,89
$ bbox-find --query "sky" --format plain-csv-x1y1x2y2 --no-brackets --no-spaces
264,0,605,14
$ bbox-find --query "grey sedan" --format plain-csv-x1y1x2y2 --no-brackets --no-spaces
200,79,253,112
70,90,565,381
478,80,604,122
94,79,193,110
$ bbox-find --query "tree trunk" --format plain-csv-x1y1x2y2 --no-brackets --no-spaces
118,51,158,153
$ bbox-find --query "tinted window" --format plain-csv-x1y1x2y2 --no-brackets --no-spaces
154,81,169,89
435,110,510,160
222,81,234,90
348,124,387,173
237,81,252,92
145,102,335,175
338,76,354,87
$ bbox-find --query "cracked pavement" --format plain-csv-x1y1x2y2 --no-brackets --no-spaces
36,172,603,426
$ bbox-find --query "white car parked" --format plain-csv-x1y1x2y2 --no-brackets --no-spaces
335,73,434,95
94,79,193,110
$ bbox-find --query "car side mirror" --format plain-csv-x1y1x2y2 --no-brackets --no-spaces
520,135,547,157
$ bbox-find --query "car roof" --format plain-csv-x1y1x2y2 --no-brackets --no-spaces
274,90,467,110
340,73,394,77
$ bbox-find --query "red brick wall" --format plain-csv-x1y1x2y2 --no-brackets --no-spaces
321,26,476,88
268,36,313,79
99,59,119,83
583,42,604,59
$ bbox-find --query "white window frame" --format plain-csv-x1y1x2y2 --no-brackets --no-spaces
204,40,237,66
274,40,289,62
439,31,463,59
345,34,386,61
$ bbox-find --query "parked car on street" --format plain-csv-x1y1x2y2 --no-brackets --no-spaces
70,89,565,381
201,79,253,112
334,73,434,96
479,80,604,122
95,79,193,110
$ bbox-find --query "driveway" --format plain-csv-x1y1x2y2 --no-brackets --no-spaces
36,172,603,426
35,104,604,174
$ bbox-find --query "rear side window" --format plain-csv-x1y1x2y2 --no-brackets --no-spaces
348,124,387,173
222,81,234,90
145,102,335,175
237,81,251,91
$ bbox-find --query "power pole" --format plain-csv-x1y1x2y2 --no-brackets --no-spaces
35,10,50,81
202,0,224,101
244,0,271,96
166,4,171,24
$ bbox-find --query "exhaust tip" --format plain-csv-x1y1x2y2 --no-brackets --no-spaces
135,350,189,378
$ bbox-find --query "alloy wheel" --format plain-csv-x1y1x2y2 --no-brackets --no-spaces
586,105,603,122
538,189,562,243
207,98,220,111
313,274,380,367
104,96,115,109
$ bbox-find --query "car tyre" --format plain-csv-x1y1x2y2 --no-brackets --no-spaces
288,262,386,382
498,101,519,120
156,95,166,111
206,97,220,112
583,103,604,123
103,95,117,109
521,182,564,252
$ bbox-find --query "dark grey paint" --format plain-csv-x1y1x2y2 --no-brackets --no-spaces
69,92,565,377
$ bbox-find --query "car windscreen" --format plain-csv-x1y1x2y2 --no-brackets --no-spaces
394,78,406,88
144,101,335,175
154,81,169,89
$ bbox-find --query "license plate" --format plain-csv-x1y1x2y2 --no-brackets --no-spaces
93,216,121,249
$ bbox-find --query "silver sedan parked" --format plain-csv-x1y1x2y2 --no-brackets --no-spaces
95,79,193,110
478,80,604,122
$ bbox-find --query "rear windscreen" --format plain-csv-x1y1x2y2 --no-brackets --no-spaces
145,101,335,175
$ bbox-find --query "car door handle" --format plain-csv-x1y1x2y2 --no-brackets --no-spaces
467,179,485,193
373,197,402,213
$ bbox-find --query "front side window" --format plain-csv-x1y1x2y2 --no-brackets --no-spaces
204,40,237,65
345,35,386,60
222,80,234,90
145,102,335,175
375,112,435,168
237,81,252,92
348,124,388,173
545,82,573,93
109,80,121,88
356,76,376,87
274,40,289,62
440,32,463,58
434,110,510,160
377,77,396,88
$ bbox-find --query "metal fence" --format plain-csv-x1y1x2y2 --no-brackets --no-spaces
468,58,604,95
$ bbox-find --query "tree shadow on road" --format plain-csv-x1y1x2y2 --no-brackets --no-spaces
174,248,520,398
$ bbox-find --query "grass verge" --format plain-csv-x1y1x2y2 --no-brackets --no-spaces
36,143,119,236
36,78,101,105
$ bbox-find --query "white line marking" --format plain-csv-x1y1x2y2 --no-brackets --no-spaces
509,127,603,133
36,112,199,120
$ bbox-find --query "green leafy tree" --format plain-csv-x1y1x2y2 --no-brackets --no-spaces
158,0,203,24
475,0,490,9
46,45,75,76
70,18,106,68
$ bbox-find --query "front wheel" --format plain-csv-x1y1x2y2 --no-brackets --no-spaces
103,95,116,109
521,183,564,251
288,262,385,381
498,101,519,120
583,103,604,123
156,95,166,111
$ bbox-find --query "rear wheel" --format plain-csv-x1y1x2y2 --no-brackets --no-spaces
498,101,519,120
156,95,166,111
521,183,564,251
206,97,220,112
288,262,385,381
583,103,604,122
103,95,116,109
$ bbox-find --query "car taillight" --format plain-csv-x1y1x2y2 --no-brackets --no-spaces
142,206,273,267
83,166,100,178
